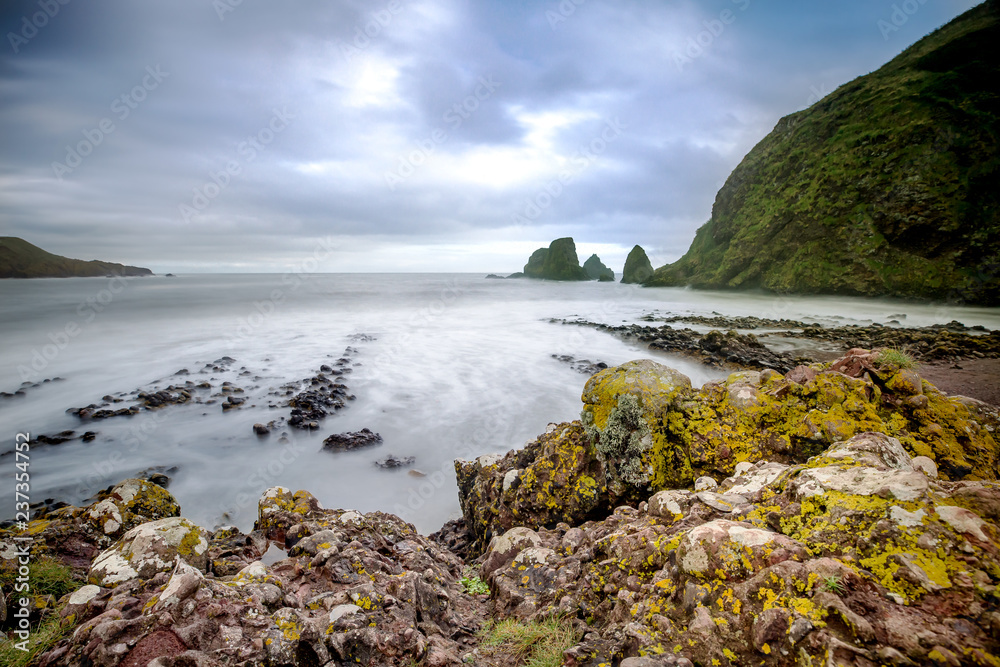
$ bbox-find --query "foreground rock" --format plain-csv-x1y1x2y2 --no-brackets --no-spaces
24,487,483,667
473,429,1000,666
0,479,180,576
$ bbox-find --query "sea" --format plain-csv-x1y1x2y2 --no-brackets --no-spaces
2,273,999,535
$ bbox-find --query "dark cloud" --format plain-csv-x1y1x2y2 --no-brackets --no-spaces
0,0,982,272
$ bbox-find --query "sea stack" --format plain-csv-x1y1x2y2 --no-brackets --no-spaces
583,254,615,281
522,238,589,281
621,245,653,283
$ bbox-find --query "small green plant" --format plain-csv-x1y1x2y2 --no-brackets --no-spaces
459,567,490,596
874,347,916,370
821,575,845,595
479,616,579,667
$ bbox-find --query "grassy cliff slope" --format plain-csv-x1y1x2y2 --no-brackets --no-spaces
648,1,1000,304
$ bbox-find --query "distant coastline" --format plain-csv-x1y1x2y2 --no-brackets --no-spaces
0,237,152,279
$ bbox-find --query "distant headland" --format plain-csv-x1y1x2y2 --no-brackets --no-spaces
0,237,153,279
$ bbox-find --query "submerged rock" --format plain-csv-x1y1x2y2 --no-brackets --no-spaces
374,454,416,469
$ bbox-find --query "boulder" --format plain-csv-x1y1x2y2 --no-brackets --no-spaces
581,359,693,493
85,478,181,539
456,422,607,555
88,517,210,587
321,428,382,452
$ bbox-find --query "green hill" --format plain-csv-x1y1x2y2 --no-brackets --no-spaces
648,0,1000,304
0,237,153,279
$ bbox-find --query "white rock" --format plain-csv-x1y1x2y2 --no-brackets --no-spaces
911,456,938,479
936,505,990,542
477,454,504,468
824,432,912,470
67,584,102,606
329,604,363,623
513,547,556,567
694,476,718,492
889,506,926,528
502,469,520,492
726,462,789,496
793,466,928,502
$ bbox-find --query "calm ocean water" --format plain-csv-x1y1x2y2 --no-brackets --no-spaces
2,273,998,533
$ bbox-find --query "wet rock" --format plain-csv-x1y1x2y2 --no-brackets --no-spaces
456,422,606,556
321,428,383,452
581,359,693,493
374,454,415,469
552,354,610,375
253,422,270,435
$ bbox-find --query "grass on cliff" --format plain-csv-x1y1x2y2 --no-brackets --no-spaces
0,614,71,667
0,557,83,667
478,617,579,667
0,556,81,600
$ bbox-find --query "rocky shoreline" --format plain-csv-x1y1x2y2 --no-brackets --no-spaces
3,344,1000,666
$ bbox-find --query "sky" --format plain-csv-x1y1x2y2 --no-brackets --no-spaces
0,0,982,274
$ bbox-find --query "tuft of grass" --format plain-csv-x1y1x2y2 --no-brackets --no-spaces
821,575,846,595
478,617,579,667
875,347,917,370
0,556,81,602
459,566,490,596
0,613,72,667
0,556,83,667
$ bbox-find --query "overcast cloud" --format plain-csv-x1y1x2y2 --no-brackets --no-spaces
0,0,980,273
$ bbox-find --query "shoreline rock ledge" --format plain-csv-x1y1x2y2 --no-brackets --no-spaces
455,351,1000,666
2,349,999,666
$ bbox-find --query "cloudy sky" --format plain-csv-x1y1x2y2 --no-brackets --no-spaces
0,0,980,274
